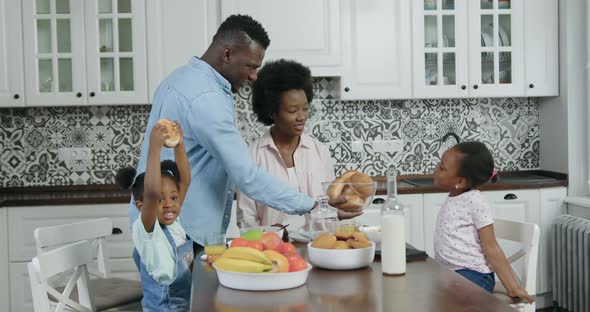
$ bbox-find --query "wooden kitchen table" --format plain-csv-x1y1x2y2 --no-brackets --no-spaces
190,246,518,312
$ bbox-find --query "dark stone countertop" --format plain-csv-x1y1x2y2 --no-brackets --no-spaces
0,170,567,208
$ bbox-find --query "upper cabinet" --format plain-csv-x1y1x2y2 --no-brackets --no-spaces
219,0,342,77
412,0,557,99
340,0,412,100
146,0,218,103
0,0,560,107
0,0,25,107
21,0,147,107
523,0,558,96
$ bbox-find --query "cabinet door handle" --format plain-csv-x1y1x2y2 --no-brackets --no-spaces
90,92,96,97
112,227,123,235
529,83,534,89
503,193,517,200
13,94,19,99
344,87,350,92
76,92,82,98
473,84,479,89
461,85,466,90
372,198,385,205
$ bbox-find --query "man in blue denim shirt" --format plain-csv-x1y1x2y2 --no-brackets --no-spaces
129,15,360,249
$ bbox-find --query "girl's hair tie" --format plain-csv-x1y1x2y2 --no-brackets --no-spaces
489,169,498,181
129,175,137,190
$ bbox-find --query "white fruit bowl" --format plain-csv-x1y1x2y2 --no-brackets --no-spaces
213,262,312,291
307,242,375,270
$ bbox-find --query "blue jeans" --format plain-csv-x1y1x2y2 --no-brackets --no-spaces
455,269,495,293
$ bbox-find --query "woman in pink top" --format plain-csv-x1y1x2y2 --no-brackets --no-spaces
237,59,362,230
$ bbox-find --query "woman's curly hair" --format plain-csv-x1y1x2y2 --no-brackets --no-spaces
251,59,313,126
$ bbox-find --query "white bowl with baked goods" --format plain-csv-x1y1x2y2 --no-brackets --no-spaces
322,170,377,211
307,232,376,270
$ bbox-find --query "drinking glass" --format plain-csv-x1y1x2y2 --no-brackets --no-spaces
204,233,226,257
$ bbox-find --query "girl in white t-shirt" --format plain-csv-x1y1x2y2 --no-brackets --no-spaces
115,120,193,311
433,141,532,303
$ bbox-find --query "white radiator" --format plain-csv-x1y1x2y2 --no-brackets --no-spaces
553,215,590,311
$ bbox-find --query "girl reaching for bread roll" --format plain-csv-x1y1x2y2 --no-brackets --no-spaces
115,119,193,311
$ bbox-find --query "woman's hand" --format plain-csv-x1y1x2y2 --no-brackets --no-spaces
329,195,364,220
337,208,363,220
508,287,534,304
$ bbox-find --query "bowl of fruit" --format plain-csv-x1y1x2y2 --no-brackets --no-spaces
307,231,376,270
212,232,312,291
239,225,286,241
322,170,377,212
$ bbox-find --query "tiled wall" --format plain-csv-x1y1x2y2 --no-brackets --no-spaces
0,78,539,187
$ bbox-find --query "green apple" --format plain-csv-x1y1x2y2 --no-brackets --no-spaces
241,229,264,241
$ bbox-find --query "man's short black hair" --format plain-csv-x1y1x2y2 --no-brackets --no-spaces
213,14,270,49
252,59,313,126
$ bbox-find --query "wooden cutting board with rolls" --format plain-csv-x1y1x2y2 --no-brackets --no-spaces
326,170,376,210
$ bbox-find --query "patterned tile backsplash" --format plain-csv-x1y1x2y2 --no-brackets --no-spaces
0,78,539,187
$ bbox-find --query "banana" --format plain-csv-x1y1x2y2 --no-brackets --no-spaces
214,257,272,273
222,247,272,265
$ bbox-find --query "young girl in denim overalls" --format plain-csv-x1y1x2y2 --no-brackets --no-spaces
116,120,193,311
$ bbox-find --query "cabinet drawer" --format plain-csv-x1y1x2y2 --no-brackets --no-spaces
8,204,134,262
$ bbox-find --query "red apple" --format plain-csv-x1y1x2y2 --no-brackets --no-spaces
230,237,249,248
282,242,297,255
260,232,284,253
286,254,307,272
247,240,264,251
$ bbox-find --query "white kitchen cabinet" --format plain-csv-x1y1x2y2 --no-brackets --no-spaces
412,0,469,98
423,192,448,256
8,204,134,261
537,187,567,294
523,0,558,96
482,189,539,224
413,0,556,98
467,0,525,97
10,262,32,312
146,0,218,103
0,0,25,107
22,0,147,107
340,0,412,100
0,209,9,312
354,194,424,250
6,203,139,312
220,0,342,77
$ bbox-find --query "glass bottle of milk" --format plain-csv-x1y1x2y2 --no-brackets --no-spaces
381,169,406,275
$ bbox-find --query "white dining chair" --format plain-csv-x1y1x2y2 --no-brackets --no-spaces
491,218,540,312
31,218,142,311
28,239,97,312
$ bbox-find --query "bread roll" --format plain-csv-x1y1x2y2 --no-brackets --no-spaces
349,172,375,197
156,119,181,147
337,194,365,211
339,170,358,182
326,178,345,200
